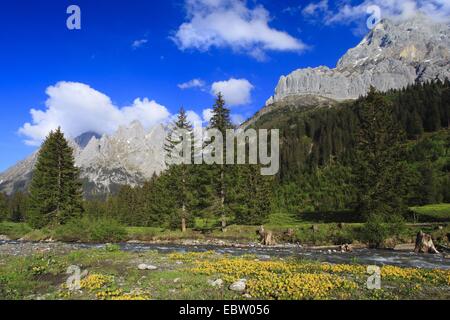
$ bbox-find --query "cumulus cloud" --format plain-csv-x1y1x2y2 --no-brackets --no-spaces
178,78,206,90
303,0,450,25
19,82,171,146
202,108,214,123
173,0,307,60
132,39,148,49
211,78,254,106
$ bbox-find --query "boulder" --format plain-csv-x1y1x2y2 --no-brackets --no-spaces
0,235,10,241
229,279,247,292
138,263,158,270
414,231,439,254
208,279,224,288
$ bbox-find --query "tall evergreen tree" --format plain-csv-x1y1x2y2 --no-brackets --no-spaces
28,128,83,228
8,191,28,222
164,107,194,232
207,93,234,232
0,193,8,221
233,165,273,225
353,87,409,222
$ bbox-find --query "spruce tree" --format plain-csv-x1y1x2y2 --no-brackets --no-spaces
164,107,194,232
353,87,408,222
0,193,8,221
28,128,83,228
206,93,234,232
233,164,273,225
8,191,28,222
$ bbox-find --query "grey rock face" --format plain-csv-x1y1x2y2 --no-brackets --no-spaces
0,121,167,197
229,279,247,292
267,16,450,104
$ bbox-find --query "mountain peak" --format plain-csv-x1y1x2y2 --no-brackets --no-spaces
266,17,450,104
74,131,102,149
0,120,166,197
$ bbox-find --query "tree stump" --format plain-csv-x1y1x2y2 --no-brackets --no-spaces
414,231,439,254
257,226,275,246
283,228,295,243
339,244,353,252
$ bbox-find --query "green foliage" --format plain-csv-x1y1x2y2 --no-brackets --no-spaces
409,203,450,223
361,216,389,248
54,217,126,243
352,88,409,222
362,215,406,248
233,165,273,225
89,218,127,242
205,93,235,230
163,108,195,232
0,222,32,240
53,217,90,242
27,128,83,228
8,192,28,222
0,193,8,221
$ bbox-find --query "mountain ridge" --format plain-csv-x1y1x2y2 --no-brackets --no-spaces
0,122,166,197
265,15,450,105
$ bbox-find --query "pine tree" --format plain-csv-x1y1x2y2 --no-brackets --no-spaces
207,93,234,232
353,87,408,222
8,191,28,222
0,193,8,221
28,128,83,228
164,107,194,232
233,165,273,225
417,163,438,205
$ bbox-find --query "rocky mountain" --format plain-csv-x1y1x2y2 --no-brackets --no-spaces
0,121,166,197
74,132,102,149
265,15,450,105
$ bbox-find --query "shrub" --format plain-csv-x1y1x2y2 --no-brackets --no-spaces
54,217,126,243
0,222,32,240
89,218,126,242
362,216,389,248
54,218,91,242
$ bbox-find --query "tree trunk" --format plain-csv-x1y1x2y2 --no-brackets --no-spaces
181,215,187,233
181,168,187,233
220,169,227,232
414,231,439,254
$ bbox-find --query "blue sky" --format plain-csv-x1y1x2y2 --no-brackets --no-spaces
2,0,441,171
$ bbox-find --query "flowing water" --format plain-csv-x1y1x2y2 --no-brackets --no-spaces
1,240,449,270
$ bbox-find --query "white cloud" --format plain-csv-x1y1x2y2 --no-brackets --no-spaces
303,0,450,25
132,39,148,49
230,114,246,125
19,82,171,146
302,0,329,16
173,0,307,60
211,78,254,106
202,108,214,123
178,78,206,90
